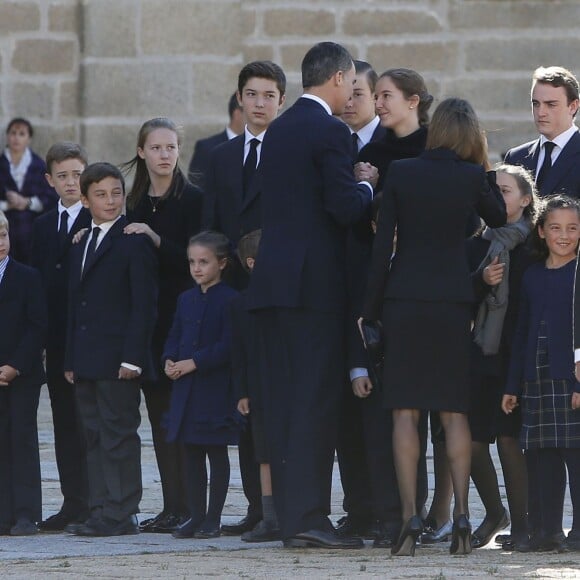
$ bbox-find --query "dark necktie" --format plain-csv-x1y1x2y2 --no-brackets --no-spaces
536,141,556,190
351,132,360,162
58,210,68,249
243,138,260,198
83,226,101,273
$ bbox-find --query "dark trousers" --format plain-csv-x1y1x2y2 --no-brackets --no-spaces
142,378,188,516
256,307,343,538
75,379,142,522
0,381,42,524
526,447,580,536
46,361,88,515
337,384,373,520
238,420,262,519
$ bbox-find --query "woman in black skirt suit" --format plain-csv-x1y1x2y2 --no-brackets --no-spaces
361,98,506,556
122,118,203,532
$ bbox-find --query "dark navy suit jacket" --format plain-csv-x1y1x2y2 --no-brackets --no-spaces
247,97,371,314
188,130,229,188
29,206,91,373
0,259,46,385
505,130,580,197
203,134,262,246
65,216,158,381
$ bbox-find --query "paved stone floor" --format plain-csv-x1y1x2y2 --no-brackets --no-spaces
0,387,576,578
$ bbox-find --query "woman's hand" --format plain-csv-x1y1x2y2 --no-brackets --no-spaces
483,256,505,286
6,190,29,211
238,398,250,415
165,358,196,380
572,392,580,410
124,222,161,248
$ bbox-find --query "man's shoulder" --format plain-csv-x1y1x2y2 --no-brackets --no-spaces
33,208,58,229
211,133,244,158
196,130,228,151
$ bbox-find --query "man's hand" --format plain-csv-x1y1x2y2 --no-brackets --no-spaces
352,376,373,398
118,366,140,380
0,365,18,386
64,370,75,384
238,397,250,415
354,162,379,188
572,392,580,410
501,394,518,415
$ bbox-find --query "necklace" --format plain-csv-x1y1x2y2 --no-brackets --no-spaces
148,194,163,213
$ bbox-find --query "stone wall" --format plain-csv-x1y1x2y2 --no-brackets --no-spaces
0,0,579,165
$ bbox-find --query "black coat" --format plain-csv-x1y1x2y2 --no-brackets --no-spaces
505,131,580,198
362,148,507,320
65,216,158,381
188,130,228,189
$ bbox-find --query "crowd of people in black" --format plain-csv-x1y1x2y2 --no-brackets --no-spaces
0,41,579,557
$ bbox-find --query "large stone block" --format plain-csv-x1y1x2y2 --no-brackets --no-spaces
12,39,76,74
368,41,457,72
83,62,191,117
450,0,580,29
481,118,538,159
59,80,79,117
263,9,336,37
465,38,580,73
11,82,54,120
442,77,531,113
49,1,80,33
141,0,244,56
81,123,139,166
33,124,79,158
83,0,137,57
191,62,241,118
243,44,275,65
343,8,442,36
0,1,40,34
280,43,359,73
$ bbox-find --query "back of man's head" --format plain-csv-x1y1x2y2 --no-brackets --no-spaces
302,42,353,89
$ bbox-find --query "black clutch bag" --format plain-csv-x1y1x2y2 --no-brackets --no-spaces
360,319,384,391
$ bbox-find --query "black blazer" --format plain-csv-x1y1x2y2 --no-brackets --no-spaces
65,216,158,381
188,130,229,188
29,207,92,365
204,134,261,245
362,148,507,320
247,97,371,314
505,130,580,197
0,259,46,384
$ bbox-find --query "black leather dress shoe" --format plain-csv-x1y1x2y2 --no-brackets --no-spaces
421,520,453,544
40,510,81,532
335,515,373,539
194,526,221,539
472,508,510,549
10,519,39,536
171,518,200,539
221,514,261,536
74,515,139,537
241,520,281,542
537,532,568,553
372,521,400,548
284,529,364,549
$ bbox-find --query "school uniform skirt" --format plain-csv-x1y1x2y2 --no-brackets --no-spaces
521,321,580,450
381,299,471,413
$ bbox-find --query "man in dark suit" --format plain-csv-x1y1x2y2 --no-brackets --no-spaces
336,60,386,539
29,142,91,531
505,66,580,198
64,163,157,537
205,61,286,536
247,42,376,548
0,211,47,536
188,93,244,187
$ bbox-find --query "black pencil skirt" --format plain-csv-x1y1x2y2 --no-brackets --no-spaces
381,299,471,413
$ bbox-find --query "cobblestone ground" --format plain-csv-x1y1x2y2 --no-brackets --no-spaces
0,388,577,579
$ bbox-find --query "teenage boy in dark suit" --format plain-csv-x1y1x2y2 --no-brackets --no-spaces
29,142,91,531
505,66,580,198
205,60,286,535
0,210,47,536
64,163,157,537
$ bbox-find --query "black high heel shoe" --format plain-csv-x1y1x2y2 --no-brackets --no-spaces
450,514,472,555
391,515,423,556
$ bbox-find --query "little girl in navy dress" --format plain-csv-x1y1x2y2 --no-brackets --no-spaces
503,195,580,553
163,231,240,539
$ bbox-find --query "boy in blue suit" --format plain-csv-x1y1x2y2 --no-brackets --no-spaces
0,210,47,535
64,163,157,537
